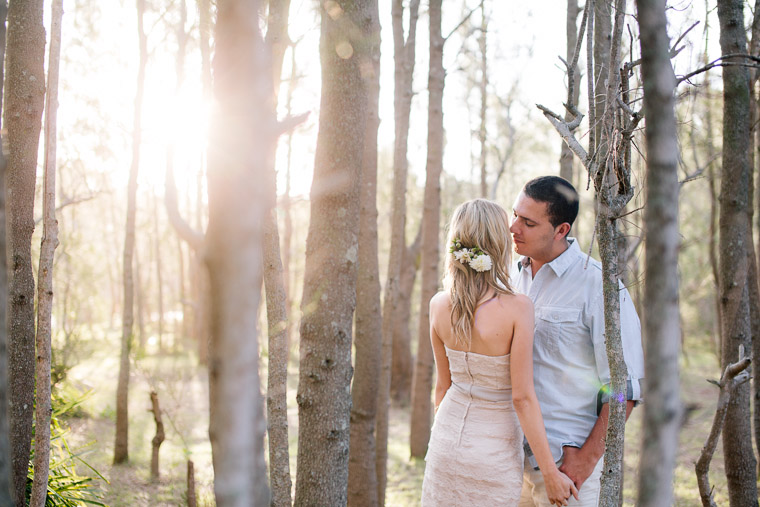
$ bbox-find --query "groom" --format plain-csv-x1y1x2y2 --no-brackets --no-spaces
509,176,644,506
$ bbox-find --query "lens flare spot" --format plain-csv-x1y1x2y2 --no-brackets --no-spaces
335,40,354,59
324,1,343,19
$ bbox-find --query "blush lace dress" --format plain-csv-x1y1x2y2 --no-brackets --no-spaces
421,346,524,506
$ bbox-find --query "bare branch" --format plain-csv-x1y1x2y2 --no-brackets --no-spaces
695,351,752,507
444,0,485,42
536,103,591,169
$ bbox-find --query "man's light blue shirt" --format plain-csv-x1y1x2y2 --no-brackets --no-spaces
511,238,644,468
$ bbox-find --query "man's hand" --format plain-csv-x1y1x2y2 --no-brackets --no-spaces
558,446,598,491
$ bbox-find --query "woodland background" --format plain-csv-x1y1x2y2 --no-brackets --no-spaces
0,0,758,505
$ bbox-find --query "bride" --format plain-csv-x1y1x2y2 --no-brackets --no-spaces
421,199,577,506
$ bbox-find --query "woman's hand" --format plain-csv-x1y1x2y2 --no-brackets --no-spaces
543,467,579,506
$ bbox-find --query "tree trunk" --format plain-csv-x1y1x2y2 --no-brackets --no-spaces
30,0,62,503
478,4,488,197
634,1,682,505
187,460,197,507
378,0,420,499
0,4,11,501
348,4,381,504
596,1,630,503
409,0,443,459
748,0,760,474
149,390,164,480
716,0,760,504
386,0,420,408
560,0,581,181
5,0,45,501
591,0,611,161
153,194,165,352
390,238,419,405
114,0,147,465
293,1,370,504
206,0,272,504
262,3,294,505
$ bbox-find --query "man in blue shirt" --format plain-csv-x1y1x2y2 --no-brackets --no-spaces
511,176,644,506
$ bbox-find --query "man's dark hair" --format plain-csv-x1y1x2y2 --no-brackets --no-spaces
523,176,579,228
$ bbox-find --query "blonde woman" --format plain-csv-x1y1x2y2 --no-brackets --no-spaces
421,199,577,506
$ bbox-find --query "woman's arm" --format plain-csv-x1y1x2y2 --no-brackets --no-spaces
430,295,452,411
510,296,578,505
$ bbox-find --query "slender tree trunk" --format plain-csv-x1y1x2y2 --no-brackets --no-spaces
30,0,63,504
560,0,581,181
294,1,370,504
5,0,45,501
206,0,272,504
348,4,381,504
262,3,294,505
384,0,420,413
478,4,488,197
0,2,10,501
748,0,760,472
114,0,147,465
596,1,630,503
390,238,419,405
153,194,165,352
149,390,164,480
716,1,759,504
409,0,443,459
592,0,611,162
634,1,682,505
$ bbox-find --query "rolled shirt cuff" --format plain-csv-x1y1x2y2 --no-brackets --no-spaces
596,379,644,415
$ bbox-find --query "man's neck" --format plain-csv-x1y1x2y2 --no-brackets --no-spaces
529,239,570,278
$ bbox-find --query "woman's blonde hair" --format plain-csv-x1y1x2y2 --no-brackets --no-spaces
443,199,513,346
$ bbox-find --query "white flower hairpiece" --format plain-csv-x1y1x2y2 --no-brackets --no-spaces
449,238,492,272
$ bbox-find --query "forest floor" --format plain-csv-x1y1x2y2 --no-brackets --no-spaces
61,336,734,506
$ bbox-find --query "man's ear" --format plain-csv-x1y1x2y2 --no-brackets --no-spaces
555,223,571,240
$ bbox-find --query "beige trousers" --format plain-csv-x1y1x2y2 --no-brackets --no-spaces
518,456,603,507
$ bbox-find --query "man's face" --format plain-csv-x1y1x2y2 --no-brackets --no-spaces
510,192,559,261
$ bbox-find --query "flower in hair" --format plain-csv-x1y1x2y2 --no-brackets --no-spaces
449,238,492,272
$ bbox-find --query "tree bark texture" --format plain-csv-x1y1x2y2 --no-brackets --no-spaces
347,3,381,505
263,212,292,507
149,390,165,480
262,3,294,506
591,0,611,161
378,0,420,499
695,357,751,507
409,0,443,459
748,0,760,474
634,1,682,505
596,0,631,503
716,1,760,504
5,0,45,502
0,4,12,501
386,0,420,410
293,2,371,504
114,0,146,465
206,0,272,505
30,0,63,504
560,0,581,181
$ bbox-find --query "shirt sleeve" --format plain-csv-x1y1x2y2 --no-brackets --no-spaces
588,280,645,406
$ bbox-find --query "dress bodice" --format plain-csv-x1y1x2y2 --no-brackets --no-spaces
445,346,512,391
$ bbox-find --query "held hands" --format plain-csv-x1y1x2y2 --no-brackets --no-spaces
543,467,578,506
559,446,598,491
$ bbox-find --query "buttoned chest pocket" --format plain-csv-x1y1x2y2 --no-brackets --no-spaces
534,306,582,357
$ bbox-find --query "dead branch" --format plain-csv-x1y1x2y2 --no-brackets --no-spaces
276,111,310,136
536,103,591,168
626,20,699,70
150,390,165,480
443,0,485,42
677,53,760,85
695,350,752,507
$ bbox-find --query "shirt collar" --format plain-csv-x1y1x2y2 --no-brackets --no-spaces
518,238,581,277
